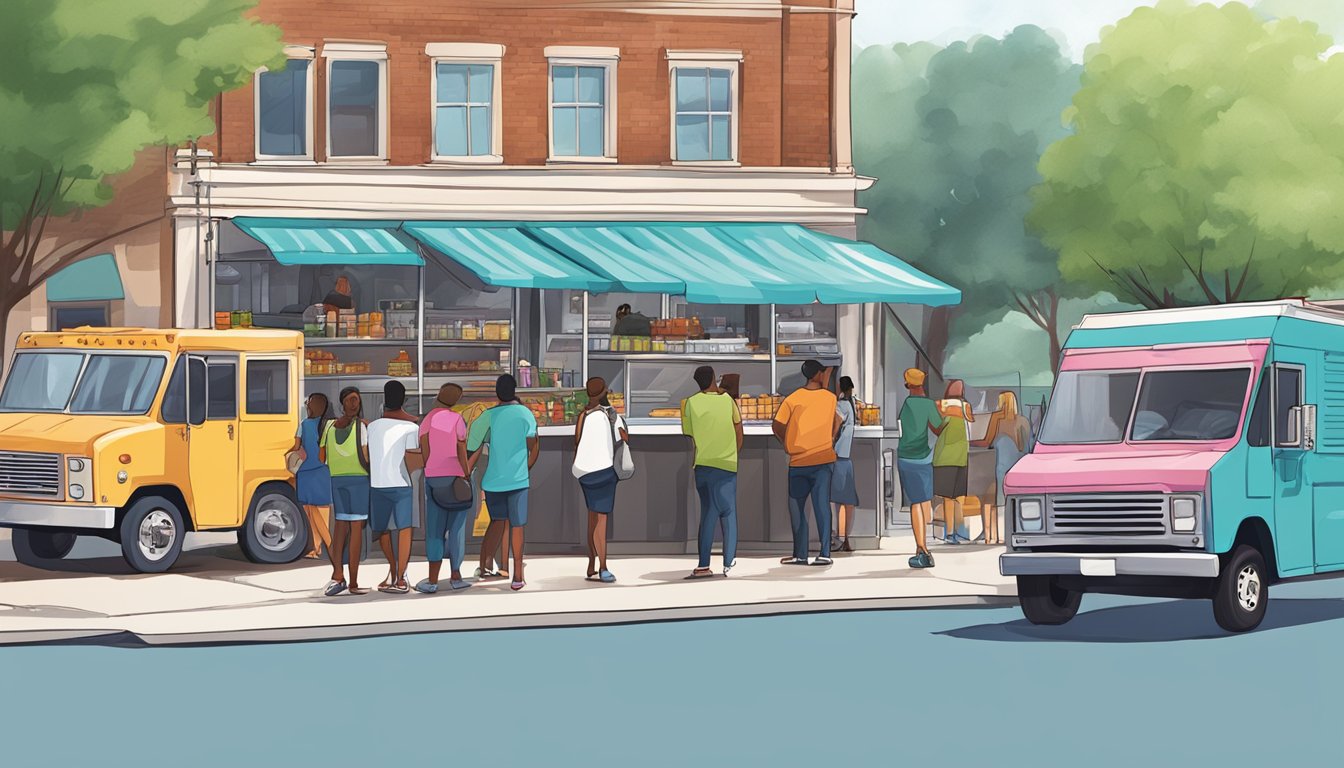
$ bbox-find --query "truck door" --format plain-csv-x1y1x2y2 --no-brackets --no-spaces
1272,359,1313,575
187,355,241,528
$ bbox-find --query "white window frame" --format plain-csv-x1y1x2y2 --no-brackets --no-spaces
427,43,505,164
253,45,316,164
666,50,742,166
324,42,389,163
545,46,620,164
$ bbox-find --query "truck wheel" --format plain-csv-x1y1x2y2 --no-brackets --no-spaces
1017,575,1082,625
1212,545,1268,633
12,529,77,566
119,496,185,573
238,486,309,565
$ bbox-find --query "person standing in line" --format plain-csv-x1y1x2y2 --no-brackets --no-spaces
368,381,422,595
321,387,371,596
933,379,974,545
898,369,945,569
468,374,539,591
831,376,861,554
682,366,743,579
971,391,1033,546
291,392,334,560
572,377,628,584
417,383,474,593
772,360,842,567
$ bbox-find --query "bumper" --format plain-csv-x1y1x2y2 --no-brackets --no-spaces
0,501,115,530
1000,552,1220,579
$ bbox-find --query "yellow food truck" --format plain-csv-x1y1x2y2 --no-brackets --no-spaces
0,328,307,572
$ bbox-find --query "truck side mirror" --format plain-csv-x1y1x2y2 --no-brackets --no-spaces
1286,406,1301,446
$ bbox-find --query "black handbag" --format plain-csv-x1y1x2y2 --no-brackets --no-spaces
430,477,472,507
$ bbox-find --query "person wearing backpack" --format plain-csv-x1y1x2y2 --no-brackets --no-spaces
320,387,371,596
573,377,629,584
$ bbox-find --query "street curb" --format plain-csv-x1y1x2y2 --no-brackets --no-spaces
0,594,1018,647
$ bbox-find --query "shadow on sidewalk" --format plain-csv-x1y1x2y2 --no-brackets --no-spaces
0,545,295,581
939,598,1344,643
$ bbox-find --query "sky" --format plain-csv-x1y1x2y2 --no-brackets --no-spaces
851,0,1256,60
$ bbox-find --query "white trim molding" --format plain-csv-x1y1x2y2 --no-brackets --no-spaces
665,49,744,62
428,44,506,165
546,52,620,163
667,54,741,165
324,43,389,163
544,46,621,60
425,42,505,59
254,49,316,164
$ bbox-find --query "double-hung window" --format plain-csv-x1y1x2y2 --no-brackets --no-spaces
546,47,619,161
666,51,742,164
254,46,315,161
427,43,504,162
325,42,388,161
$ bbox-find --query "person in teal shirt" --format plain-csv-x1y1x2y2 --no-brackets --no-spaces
897,369,945,569
467,374,538,591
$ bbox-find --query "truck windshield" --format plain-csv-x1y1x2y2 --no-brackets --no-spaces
1130,368,1249,441
1039,370,1140,444
0,352,167,415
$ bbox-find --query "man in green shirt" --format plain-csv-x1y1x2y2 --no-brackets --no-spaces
897,368,945,569
681,366,743,578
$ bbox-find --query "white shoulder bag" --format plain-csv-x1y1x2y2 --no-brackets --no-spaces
608,408,635,480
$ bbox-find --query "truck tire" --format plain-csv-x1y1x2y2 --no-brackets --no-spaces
12,529,77,566
1018,575,1082,625
119,496,185,573
238,485,309,565
1212,545,1268,633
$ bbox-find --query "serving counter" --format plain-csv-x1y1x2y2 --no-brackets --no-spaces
521,421,898,555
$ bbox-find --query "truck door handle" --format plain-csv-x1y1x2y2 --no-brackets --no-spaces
228,424,235,440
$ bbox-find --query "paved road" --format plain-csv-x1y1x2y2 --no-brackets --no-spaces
4,578,1344,767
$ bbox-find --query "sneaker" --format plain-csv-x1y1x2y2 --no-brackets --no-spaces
811,556,834,566
413,579,439,594
723,559,736,576
449,579,472,591
780,556,809,566
908,551,935,569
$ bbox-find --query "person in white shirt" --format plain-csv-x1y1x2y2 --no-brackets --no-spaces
572,377,628,583
368,381,422,594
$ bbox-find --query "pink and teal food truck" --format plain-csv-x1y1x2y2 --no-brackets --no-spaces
1000,300,1344,632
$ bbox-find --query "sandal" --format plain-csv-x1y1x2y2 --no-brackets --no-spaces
510,580,526,591
599,570,616,584
323,580,347,597
684,567,714,580
348,586,369,595
475,568,504,581
585,572,602,582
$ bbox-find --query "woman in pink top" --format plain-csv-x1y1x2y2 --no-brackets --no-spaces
415,383,473,593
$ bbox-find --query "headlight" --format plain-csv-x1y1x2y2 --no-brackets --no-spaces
67,458,85,473
65,455,92,502
1172,496,1199,533
1017,497,1044,532
68,484,85,500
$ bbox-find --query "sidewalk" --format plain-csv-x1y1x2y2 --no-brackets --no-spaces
0,531,1016,646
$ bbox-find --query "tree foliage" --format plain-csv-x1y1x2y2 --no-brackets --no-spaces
1030,0,1344,309
0,0,283,327
854,26,1082,375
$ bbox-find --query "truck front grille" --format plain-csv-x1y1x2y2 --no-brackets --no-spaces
0,451,62,498
1047,493,1167,535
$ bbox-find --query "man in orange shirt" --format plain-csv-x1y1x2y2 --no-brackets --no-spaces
773,360,843,566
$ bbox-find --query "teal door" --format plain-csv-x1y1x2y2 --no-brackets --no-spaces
1272,359,1313,575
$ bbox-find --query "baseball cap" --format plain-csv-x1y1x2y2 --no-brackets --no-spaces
904,368,927,387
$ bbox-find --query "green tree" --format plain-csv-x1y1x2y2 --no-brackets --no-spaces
1030,0,1344,309
854,26,1083,376
0,0,283,339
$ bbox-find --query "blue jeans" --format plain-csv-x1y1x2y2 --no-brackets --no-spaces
424,477,472,573
695,466,738,569
788,463,834,560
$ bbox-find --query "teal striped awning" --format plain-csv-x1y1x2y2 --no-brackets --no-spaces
233,218,423,266
228,217,959,307
403,222,616,292
47,253,124,302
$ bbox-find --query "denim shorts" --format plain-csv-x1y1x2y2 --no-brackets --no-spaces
330,475,371,522
897,457,934,505
370,485,414,531
578,468,619,515
484,488,528,527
